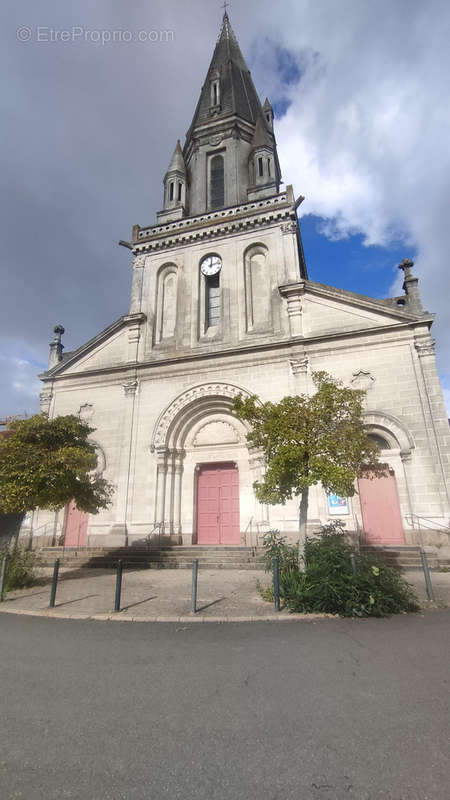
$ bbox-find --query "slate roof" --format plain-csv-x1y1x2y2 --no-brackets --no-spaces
186,13,265,138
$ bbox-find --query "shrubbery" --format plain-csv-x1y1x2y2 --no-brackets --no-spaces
260,524,419,617
0,545,37,595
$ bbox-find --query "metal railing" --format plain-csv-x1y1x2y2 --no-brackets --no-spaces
405,514,450,533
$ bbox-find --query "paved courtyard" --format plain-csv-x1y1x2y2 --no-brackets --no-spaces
1,566,449,621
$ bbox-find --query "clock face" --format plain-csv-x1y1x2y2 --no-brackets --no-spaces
200,255,222,276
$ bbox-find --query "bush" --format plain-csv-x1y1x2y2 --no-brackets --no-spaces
261,524,419,617
0,545,37,594
260,529,298,573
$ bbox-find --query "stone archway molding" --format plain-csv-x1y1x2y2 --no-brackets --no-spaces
363,411,414,458
150,382,255,451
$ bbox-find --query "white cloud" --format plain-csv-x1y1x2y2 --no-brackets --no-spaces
247,0,450,393
0,347,45,417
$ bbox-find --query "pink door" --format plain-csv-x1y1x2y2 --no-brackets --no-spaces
64,501,89,547
358,469,405,545
197,464,240,545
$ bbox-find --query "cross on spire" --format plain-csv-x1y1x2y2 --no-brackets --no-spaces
221,1,229,14
398,258,414,279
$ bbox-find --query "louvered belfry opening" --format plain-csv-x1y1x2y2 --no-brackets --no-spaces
210,155,224,209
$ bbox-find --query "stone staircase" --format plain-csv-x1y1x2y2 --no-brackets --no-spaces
359,545,445,570
37,545,266,571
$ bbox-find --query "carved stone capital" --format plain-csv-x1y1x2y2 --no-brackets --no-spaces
281,221,298,235
289,356,308,376
133,254,147,269
415,338,435,357
123,379,138,396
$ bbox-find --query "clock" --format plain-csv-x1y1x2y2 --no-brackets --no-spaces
200,254,222,276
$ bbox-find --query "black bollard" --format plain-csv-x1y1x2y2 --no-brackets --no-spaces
114,560,123,612
49,558,60,608
420,549,435,602
273,556,280,612
191,559,199,614
0,556,7,601
350,553,357,577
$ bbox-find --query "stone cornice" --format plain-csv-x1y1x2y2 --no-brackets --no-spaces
41,317,429,386
132,192,295,254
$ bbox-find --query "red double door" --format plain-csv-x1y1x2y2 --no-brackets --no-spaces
196,463,240,545
64,501,89,547
358,469,405,545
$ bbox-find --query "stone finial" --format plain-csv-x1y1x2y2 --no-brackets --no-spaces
398,258,414,280
48,324,65,369
398,258,423,313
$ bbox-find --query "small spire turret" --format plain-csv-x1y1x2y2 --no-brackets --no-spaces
48,324,65,369
398,258,423,313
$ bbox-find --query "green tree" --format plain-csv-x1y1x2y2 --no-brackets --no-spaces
232,372,383,561
0,414,113,515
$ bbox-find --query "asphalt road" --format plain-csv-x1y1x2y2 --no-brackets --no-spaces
0,612,449,800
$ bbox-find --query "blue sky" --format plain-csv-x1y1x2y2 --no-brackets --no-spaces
1,0,449,418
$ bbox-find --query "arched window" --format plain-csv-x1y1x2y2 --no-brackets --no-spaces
206,273,220,328
244,244,271,332
368,434,391,450
210,155,224,210
155,265,177,343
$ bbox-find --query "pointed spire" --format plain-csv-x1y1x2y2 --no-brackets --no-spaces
185,12,263,138
251,115,274,150
165,140,186,175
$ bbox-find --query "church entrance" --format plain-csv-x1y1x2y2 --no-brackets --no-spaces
64,501,89,547
358,468,405,545
196,463,240,545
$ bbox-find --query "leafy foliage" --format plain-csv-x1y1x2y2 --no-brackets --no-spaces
260,525,419,617
232,371,383,505
0,414,113,514
0,545,37,594
260,529,299,573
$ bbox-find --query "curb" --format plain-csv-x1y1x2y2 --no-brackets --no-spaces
0,605,326,623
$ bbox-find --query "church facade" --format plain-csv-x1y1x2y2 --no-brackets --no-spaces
32,14,450,552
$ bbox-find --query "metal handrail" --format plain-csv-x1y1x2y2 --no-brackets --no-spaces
405,514,450,533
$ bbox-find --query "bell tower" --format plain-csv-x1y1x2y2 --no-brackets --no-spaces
180,12,281,215
130,12,307,354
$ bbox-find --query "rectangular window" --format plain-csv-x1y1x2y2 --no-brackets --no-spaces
210,155,224,210
177,182,182,201
206,273,220,328
169,182,174,201
258,157,263,177
268,158,271,177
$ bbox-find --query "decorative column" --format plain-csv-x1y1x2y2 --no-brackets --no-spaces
113,379,139,545
413,335,450,510
123,313,146,362
129,254,146,314
40,385,53,415
164,450,175,533
279,282,305,338
281,220,300,283
154,446,168,530
173,449,185,541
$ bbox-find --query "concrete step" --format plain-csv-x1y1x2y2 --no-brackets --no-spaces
360,546,438,569
37,545,266,570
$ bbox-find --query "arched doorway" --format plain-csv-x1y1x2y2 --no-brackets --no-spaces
150,383,264,545
358,426,408,545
